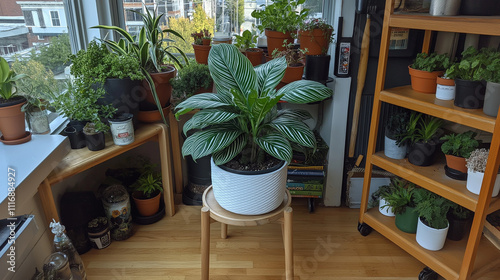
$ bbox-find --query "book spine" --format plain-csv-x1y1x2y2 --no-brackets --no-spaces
287,169,325,176
290,194,322,198
289,190,323,196
286,182,324,191
287,176,324,184
287,165,324,170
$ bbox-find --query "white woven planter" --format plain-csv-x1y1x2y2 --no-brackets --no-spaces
211,158,287,215
379,197,395,217
416,217,449,251
466,170,500,197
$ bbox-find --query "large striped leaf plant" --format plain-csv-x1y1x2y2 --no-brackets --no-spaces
175,44,333,167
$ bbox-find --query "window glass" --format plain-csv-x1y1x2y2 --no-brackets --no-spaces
0,0,70,100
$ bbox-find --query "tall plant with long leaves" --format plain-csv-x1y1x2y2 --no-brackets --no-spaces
92,8,188,124
175,44,333,166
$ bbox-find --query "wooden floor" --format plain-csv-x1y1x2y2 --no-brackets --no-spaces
80,199,499,279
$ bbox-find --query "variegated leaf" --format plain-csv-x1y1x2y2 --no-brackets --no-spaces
255,56,287,93
278,80,333,104
208,44,257,97
182,128,242,161
277,109,313,120
212,134,248,165
254,133,293,163
183,109,240,135
250,94,283,126
175,93,232,118
270,117,316,148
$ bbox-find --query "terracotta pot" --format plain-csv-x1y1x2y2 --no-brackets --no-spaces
140,65,176,111
298,28,333,56
265,29,294,55
282,64,304,84
133,191,161,217
0,97,28,141
246,48,264,66
445,154,467,173
202,38,211,46
137,104,171,123
193,44,211,65
408,66,444,94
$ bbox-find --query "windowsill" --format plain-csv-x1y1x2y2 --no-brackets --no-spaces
0,129,70,207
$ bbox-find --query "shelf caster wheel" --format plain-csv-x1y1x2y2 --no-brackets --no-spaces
308,198,315,213
357,222,372,236
418,267,438,280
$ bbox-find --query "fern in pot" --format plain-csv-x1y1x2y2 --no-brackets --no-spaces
465,148,500,197
380,178,418,233
175,44,332,215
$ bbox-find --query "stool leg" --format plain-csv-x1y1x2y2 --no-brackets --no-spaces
201,207,210,280
221,223,228,239
284,207,294,280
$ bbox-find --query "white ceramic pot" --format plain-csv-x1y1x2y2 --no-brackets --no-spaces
384,136,407,160
211,158,287,215
109,114,134,145
436,84,456,100
379,197,395,217
466,170,500,197
416,217,449,251
429,0,461,16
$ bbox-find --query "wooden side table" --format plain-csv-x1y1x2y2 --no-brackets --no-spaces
201,186,293,280
38,123,175,225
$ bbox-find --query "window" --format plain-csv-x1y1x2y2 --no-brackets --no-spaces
23,11,34,26
50,11,60,27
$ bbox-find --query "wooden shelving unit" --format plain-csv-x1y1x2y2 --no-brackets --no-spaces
358,1,500,279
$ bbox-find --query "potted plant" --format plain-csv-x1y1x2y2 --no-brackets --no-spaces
272,42,307,84
68,40,144,120
170,62,213,106
132,163,163,217
235,30,263,66
82,122,107,151
93,8,189,124
192,29,212,65
299,18,334,83
0,56,29,144
414,188,452,251
87,216,111,249
175,44,332,215
384,110,410,160
440,130,479,179
404,113,443,167
483,55,500,116
380,178,419,233
251,0,309,54
447,202,473,241
408,52,451,94
465,148,500,197
445,47,495,109
373,183,397,217
435,75,456,100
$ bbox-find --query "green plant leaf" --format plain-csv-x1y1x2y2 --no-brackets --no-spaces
182,127,242,160
254,56,287,91
175,93,232,118
212,134,248,165
279,80,333,103
270,117,316,149
254,133,293,163
183,109,240,135
208,44,257,97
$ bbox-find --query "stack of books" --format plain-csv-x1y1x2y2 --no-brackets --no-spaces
286,165,325,198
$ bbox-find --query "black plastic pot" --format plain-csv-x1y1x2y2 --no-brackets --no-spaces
454,79,486,109
447,213,472,241
84,132,105,151
460,0,500,16
305,55,331,84
63,125,86,149
408,141,438,167
97,78,144,122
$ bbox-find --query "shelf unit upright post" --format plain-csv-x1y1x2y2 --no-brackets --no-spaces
358,0,500,279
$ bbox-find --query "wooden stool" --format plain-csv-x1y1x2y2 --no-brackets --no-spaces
201,186,293,280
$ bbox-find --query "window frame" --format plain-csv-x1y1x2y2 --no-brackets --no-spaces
50,10,61,27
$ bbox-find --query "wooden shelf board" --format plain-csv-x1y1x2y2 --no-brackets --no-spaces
380,86,496,133
363,209,500,280
390,13,500,36
372,152,480,211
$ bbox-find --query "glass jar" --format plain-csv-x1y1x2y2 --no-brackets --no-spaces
44,252,73,280
101,185,133,241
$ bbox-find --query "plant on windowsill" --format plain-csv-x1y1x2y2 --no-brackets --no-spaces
465,148,500,197
131,160,163,217
0,56,29,144
191,29,212,65
380,178,419,233
93,8,189,124
170,61,213,107
251,0,309,54
440,130,479,177
414,188,453,251
298,18,334,56
174,44,332,215
272,42,307,84
408,52,451,94
235,30,263,67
